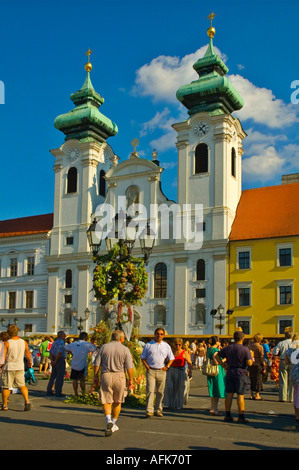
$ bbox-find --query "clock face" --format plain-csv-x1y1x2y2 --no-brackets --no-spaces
67,147,80,163
193,121,209,137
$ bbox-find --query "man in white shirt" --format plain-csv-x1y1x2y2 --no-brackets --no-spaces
65,332,97,396
273,327,293,402
141,328,174,418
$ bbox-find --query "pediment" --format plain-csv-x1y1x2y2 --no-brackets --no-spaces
105,157,163,180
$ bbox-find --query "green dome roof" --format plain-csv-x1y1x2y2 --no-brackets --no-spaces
176,37,244,116
54,71,118,143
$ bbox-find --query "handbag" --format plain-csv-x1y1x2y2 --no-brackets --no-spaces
202,357,219,377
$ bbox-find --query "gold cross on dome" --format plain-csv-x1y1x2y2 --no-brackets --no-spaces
85,48,93,61
207,11,216,26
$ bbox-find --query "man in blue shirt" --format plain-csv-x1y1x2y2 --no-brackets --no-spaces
46,331,67,398
216,330,253,423
141,328,174,418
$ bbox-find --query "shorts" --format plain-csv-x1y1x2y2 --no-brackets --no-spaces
70,368,85,380
41,356,51,364
225,370,250,395
2,370,25,389
100,371,127,404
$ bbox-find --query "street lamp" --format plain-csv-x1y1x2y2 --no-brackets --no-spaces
1,317,18,328
210,304,226,335
87,211,156,265
72,308,90,333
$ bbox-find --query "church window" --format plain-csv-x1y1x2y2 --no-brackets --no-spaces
99,170,106,197
67,167,78,193
195,143,208,174
65,269,72,288
231,147,236,177
196,259,205,281
154,262,167,298
195,304,206,324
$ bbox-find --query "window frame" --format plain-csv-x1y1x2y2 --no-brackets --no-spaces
236,246,252,270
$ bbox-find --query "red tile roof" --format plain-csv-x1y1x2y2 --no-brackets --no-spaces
230,183,299,241
0,213,53,238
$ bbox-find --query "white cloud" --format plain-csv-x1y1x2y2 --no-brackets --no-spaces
243,146,285,181
230,75,299,128
133,45,226,103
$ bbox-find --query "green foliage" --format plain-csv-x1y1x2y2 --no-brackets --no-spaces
92,244,148,306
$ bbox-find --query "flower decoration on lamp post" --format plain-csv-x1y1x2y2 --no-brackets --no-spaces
87,209,156,340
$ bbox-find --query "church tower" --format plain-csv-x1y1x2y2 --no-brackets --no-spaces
46,51,118,332
174,14,246,241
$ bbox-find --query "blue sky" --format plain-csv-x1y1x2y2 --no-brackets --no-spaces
0,0,298,220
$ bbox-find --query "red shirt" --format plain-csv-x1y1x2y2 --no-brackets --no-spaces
172,350,185,368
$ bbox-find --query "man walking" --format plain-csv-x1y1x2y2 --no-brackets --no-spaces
93,330,134,437
1,324,32,411
47,331,67,398
141,328,174,418
273,327,293,402
66,332,97,396
215,330,253,423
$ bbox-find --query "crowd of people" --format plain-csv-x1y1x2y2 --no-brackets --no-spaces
0,323,299,436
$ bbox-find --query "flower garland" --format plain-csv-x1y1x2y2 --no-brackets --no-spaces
92,243,148,306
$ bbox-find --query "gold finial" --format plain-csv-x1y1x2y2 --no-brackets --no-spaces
130,138,140,158
207,11,216,38
85,48,93,72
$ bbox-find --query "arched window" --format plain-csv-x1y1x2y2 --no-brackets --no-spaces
154,305,166,325
154,262,167,298
231,147,236,177
195,143,208,174
196,259,205,281
67,167,77,193
65,269,72,288
99,170,106,197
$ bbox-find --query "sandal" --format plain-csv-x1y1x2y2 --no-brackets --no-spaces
1,405,8,411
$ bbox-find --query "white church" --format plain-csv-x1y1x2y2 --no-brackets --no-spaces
0,25,247,337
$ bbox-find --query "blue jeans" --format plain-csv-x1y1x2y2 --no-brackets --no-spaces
47,358,66,396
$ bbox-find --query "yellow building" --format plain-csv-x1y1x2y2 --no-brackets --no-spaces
228,178,299,337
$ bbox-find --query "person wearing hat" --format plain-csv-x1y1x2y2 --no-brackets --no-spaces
272,327,293,402
284,333,299,429
215,330,253,423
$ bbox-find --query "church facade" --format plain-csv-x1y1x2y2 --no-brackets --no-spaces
0,28,298,338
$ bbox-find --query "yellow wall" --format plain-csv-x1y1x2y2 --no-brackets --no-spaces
228,237,299,337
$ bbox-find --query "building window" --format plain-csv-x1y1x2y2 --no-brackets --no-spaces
238,287,251,306
99,170,106,197
26,291,34,309
24,324,33,333
64,295,72,304
231,147,236,177
238,251,250,269
279,285,292,305
65,269,72,289
8,292,16,310
196,288,206,298
279,319,293,334
67,167,78,193
154,305,166,325
66,236,74,245
279,248,292,267
27,257,35,275
237,320,250,335
10,258,17,277
195,143,208,174
196,259,205,281
154,263,167,298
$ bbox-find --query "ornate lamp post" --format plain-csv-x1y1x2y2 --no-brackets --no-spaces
1,317,18,328
72,307,90,333
87,211,156,339
210,304,234,335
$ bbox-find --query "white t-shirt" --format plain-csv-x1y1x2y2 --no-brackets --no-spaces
66,340,97,371
0,340,5,364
